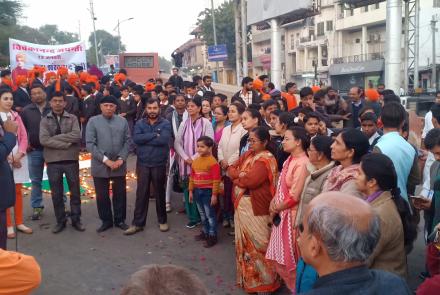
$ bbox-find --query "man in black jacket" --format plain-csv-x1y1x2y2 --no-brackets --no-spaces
124,98,171,235
168,68,184,93
13,77,31,113
0,118,18,249
231,77,261,106
21,85,51,220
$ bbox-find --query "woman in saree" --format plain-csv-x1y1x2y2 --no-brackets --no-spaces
174,97,214,228
265,126,310,292
227,126,280,294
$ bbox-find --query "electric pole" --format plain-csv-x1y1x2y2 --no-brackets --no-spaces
234,0,242,85
89,0,99,67
432,15,438,91
241,0,248,77
211,0,219,83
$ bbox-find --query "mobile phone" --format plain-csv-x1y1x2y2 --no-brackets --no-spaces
273,214,281,227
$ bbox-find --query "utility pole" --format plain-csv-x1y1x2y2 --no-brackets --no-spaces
385,0,402,95
234,0,242,85
241,0,248,77
78,20,81,41
89,0,99,67
432,15,438,91
211,0,219,83
113,18,134,54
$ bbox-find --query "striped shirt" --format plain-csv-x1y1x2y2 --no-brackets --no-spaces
189,155,221,195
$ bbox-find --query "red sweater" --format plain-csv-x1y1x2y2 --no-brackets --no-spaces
189,155,221,196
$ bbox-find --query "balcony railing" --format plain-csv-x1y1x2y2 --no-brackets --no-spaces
331,52,384,64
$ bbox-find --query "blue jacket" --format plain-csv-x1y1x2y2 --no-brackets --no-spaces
0,132,16,210
133,117,171,167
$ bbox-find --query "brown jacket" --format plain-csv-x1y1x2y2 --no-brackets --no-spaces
367,191,407,278
228,152,277,216
39,111,81,163
295,161,335,226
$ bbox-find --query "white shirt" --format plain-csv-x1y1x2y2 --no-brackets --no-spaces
368,131,381,146
421,110,435,197
422,111,434,139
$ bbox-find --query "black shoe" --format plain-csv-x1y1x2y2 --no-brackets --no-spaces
186,221,198,229
31,207,44,220
203,235,218,248
72,221,85,232
116,222,129,231
96,223,113,233
194,231,207,241
52,222,66,234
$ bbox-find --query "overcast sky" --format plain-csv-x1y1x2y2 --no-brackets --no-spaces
20,0,227,59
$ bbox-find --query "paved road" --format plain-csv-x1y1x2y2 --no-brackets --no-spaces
8,156,426,294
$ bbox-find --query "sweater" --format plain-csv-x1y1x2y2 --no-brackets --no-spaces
189,155,221,196
218,123,247,166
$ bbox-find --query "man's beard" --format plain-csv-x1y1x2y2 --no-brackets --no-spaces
148,113,158,119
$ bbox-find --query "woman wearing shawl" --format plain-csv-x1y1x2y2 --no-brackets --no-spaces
228,127,280,294
174,97,214,228
265,126,310,292
322,128,370,198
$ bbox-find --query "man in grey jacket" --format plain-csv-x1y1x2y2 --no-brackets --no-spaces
40,91,84,233
86,95,130,233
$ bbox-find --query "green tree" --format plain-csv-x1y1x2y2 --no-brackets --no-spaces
159,56,172,72
87,30,125,65
38,25,79,44
0,0,23,26
197,0,236,67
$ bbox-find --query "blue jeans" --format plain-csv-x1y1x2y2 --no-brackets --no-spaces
28,149,45,209
193,188,217,237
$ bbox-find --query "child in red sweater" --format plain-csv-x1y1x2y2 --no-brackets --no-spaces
189,136,221,247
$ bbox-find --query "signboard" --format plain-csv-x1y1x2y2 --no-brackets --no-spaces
207,44,228,62
9,38,86,81
247,0,313,26
104,55,119,68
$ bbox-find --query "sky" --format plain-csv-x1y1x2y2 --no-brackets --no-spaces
20,0,227,59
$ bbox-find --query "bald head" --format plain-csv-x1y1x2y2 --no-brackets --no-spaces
309,192,374,233
304,192,380,264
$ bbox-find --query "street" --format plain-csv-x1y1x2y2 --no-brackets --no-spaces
9,156,426,295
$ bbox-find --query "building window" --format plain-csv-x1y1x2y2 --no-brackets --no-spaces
124,56,154,68
290,34,295,50
326,20,333,31
317,22,325,36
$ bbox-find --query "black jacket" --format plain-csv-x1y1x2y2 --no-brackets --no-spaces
133,117,171,167
168,75,184,91
0,132,16,210
304,266,411,295
117,96,137,122
80,96,97,121
13,87,31,110
21,103,51,150
231,89,262,106
65,95,80,117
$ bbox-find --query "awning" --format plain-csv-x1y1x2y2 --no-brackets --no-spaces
329,59,384,76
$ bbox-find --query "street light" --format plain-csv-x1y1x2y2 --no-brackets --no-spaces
113,17,134,54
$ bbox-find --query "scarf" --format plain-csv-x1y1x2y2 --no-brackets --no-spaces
325,164,359,192
179,117,206,176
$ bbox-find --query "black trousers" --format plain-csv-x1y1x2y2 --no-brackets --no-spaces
93,176,127,225
47,162,82,224
0,210,6,250
133,165,167,226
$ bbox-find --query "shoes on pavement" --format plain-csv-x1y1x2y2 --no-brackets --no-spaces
194,231,207,241
72,221,85,232
31,207,44,220
124,226,144,235
222,219,230,228
7,226,15,239
115,222,129,231
16,224,33,234
166,202,172,213
96,223,113,233
203,235,218,248
159,223,169,232
177,208,186,214
230,219,235,229
52,222,66,234
228,230,235,236
186,221,199,229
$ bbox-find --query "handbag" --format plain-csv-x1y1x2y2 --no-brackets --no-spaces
171,161,183,193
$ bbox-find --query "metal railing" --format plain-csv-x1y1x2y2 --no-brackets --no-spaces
331,52,384,64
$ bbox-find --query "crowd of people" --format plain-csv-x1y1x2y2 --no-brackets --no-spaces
1,64,440,294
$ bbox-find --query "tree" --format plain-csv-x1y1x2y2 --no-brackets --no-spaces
0,0,23,26
197,0,236,67
159,56,172,72
87,30,125,66
38,25,79,44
